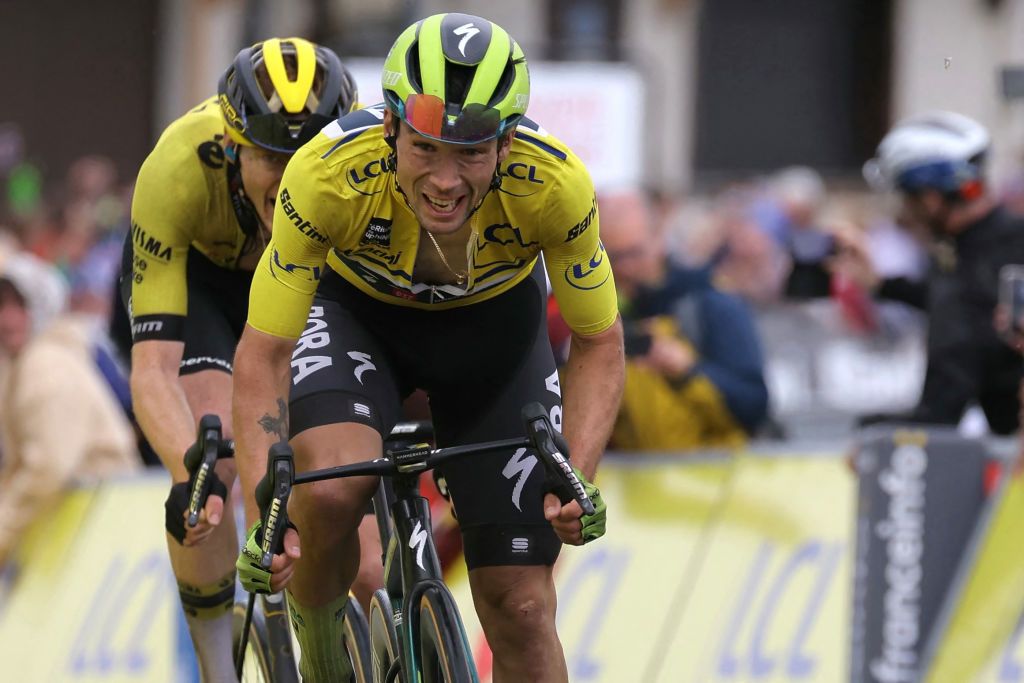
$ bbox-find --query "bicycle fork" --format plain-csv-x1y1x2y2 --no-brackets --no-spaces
384,478,446,679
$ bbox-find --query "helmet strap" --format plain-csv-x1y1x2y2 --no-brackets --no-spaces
225,148,267,255
384,118,399,177
489,167,503,192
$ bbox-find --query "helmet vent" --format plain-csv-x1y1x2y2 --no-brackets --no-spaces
446,63,475,108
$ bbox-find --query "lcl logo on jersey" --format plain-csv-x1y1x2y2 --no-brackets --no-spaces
346,157,392,196
271,248,322,282
505,163,544,185
564,242,611,291
348,157,393,185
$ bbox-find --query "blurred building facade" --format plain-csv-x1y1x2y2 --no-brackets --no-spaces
3,0,1024,203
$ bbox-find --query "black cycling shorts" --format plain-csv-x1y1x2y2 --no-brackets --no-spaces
119,237,252,376
289,263,564,569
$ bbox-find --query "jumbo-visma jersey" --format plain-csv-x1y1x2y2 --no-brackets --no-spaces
248,104,618,339
129,97,255,340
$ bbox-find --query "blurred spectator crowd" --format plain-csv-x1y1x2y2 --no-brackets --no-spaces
0,142,142,569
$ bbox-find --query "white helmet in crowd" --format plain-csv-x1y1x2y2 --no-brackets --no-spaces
0,249,68,333
863,111,989,199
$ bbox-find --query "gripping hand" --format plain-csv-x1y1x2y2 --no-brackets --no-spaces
237,522,273,594
236,520,300,594
573,466,607,544
165,441,227,545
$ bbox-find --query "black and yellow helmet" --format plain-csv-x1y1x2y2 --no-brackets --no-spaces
382,13,529,144
218,37,358,153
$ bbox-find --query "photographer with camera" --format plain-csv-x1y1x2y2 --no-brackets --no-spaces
599,190,769,451
834,111,1024,434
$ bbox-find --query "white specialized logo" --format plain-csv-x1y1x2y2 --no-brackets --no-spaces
347,351,376,385
502,447,537,512
409,521,429,570
453,23,480,58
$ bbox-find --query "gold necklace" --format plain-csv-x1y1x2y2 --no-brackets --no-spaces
423,229,469,285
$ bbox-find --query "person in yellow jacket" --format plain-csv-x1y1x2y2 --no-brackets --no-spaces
600,190,770,451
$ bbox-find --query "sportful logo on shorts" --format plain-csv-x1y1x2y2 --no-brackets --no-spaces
502,447,537,512
511,537,530,553
353,403,371,418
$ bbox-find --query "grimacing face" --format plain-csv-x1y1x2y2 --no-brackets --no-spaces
237,145,291,231
386,111,511,235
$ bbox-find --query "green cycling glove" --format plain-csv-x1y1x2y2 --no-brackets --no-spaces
573,466,607,544
236,522,273,594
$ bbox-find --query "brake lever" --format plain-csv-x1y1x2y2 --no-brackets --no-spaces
186,414,223,527
521,403,596,516
254,442,295,569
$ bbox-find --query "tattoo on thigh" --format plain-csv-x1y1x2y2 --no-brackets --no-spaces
258,398,288,441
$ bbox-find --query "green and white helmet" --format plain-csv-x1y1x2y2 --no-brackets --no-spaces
381,13,529,144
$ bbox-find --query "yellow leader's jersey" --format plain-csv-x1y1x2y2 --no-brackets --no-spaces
249,104,618,339
129,97,263,338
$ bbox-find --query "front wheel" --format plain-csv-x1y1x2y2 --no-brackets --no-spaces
232,596,299,683
369,588,402,682
344,595,373,683
417,584,476,683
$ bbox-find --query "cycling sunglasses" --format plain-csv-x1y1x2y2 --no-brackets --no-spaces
399,94,504,144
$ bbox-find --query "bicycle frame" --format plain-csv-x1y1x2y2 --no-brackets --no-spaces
295,438,525,680
245,402,595,682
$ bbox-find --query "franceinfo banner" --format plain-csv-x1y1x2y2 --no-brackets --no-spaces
850,428,991,683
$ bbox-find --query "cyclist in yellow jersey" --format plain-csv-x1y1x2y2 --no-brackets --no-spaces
233,13,623,682
121,38,357,681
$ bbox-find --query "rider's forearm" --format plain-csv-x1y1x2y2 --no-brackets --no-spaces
561,317,624,480
232,324,296,525
130,342,196,481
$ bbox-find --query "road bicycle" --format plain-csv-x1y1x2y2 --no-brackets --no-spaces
237,402,595,682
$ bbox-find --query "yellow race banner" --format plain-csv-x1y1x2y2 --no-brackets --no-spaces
450,453,856,682
0,475,186,682
8,451,1019,682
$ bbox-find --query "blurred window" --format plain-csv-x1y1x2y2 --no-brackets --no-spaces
545,0,622,61
693,0,892,183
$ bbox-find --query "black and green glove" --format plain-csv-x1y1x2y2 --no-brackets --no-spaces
573,466,607,544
